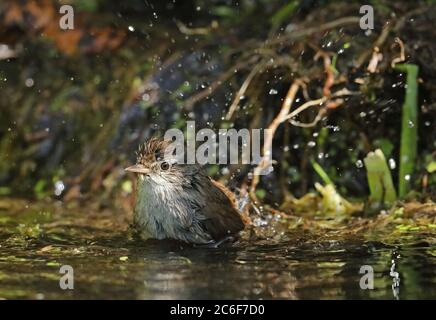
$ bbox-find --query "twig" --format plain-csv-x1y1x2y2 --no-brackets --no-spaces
314,50,335,96
175,20,218,36
183,57,258,110
355,20,393,68
250,80,302,199
283,97,326,121
391,37,405,68
265,16,361,47
225,62,265,120
355,7,429,68
225,55,298,120
289,108,327,128
283,87,354,122
249,86,355,198
367,47,383,73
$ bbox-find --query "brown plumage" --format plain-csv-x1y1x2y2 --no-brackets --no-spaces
125,138,246,244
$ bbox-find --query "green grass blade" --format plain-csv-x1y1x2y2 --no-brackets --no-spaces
394,64,419,198
270,1,299,27
311,160,334,186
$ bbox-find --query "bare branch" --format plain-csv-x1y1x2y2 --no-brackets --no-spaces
175,20,218,36
391,37,405,68
250,80,302,199
183,57,258,110
225,62,264,120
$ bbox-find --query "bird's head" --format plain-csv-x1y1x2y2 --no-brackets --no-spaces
125,138,196,186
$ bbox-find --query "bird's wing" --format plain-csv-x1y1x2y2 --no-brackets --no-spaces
179,165,245,241
202,178,246,241
187,175,245,241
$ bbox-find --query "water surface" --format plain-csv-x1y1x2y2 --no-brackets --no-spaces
0,200,435,299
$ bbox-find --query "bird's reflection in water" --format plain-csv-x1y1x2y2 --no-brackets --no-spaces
132,239,299,299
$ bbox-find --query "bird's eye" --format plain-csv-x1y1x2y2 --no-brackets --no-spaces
160,161,170,171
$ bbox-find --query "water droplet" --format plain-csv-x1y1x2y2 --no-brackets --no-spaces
307,141,316,148
253,217,268,227
404,174,411,181
25,78,34,87
54,181,65,196
269,88,278,95
128,26,135,32
355,160,363,168
408,120,414,128
389,158,396,169
221,167,229,175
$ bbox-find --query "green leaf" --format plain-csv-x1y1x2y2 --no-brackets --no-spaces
311,160,334,186
364,149,397,206
211,6,237,18
255,189,266,199
373,138,394,158
426,161,436,173
394,64,419,198
270,1,299,26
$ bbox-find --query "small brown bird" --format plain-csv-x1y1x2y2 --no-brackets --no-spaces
125,138,246,245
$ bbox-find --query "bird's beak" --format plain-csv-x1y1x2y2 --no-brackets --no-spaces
125,164,150,174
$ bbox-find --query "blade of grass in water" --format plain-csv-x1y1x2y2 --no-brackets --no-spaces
394,64,419,198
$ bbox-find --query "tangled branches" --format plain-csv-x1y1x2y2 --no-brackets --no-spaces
173,2,435,202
